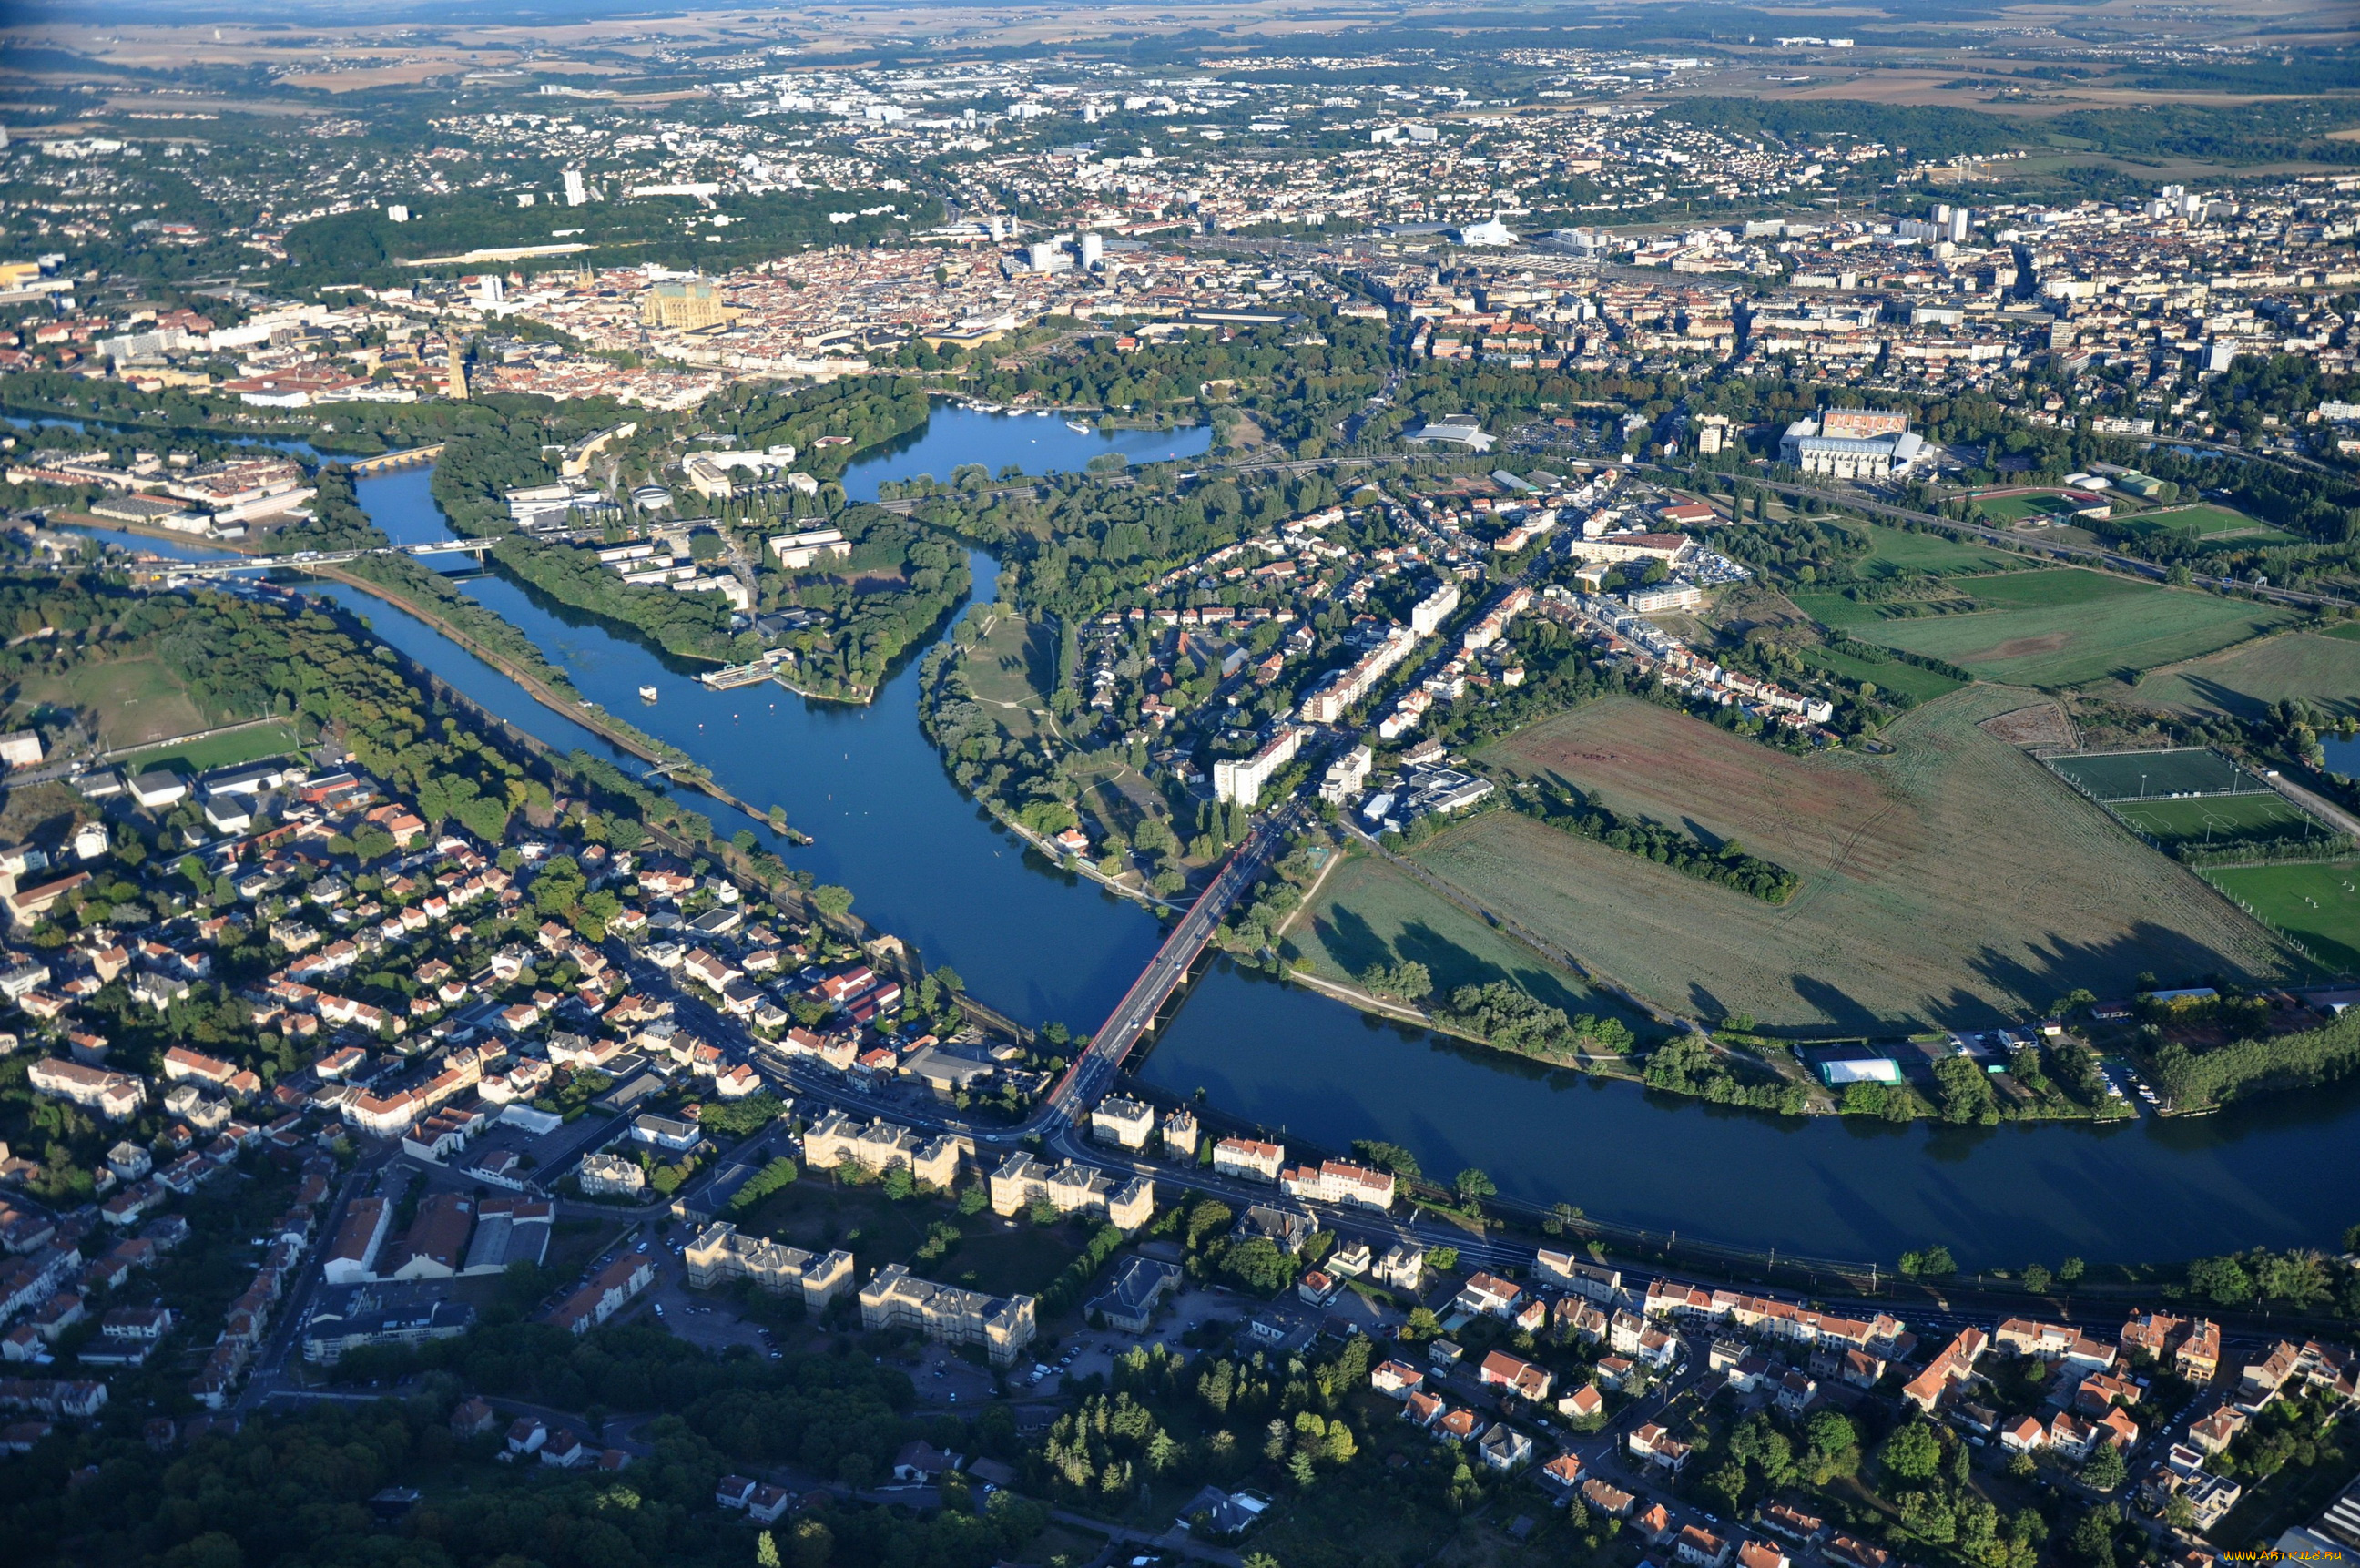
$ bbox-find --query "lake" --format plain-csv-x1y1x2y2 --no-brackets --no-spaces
839,402,1213,503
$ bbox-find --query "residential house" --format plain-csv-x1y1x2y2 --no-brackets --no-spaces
1478,1349,1552,1404
1628,1421,1691,1474
1477,1423,1532,1472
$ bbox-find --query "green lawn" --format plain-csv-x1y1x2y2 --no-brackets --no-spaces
1795,643,1966,703
1856,523,2025,578
9,655,209,749
1795,569,2301,688
734,1169,1086,1302
2204,861,2360,978
123,719,302,777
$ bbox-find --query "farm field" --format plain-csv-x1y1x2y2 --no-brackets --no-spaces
5,655,208,749
1432,689,2292,1033
1795,568,2300,687
123,719,301,777
1854,522,2025,578
1283,849,1605,1021
2204,861,2360,977
2125,630,2360,720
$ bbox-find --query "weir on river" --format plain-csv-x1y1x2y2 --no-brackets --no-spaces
69,404,2360,1268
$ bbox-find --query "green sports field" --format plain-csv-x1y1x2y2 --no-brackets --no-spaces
123,720,302,778
2204,861,2360,977
2047,747,2257,799
1973,494,2074,524
2135,504,2298,543
1795,569,2301,688
1855,523,2024,579
2109,792,2333,851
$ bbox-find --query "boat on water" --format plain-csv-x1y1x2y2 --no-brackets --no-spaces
1065,419,1091,433
638,685,658,703
1034,409,1052,417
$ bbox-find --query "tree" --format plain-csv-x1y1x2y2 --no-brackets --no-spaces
2081,1441,2126,1492
2187,1255,2252,1305
1422,1247,1459,1275
1880,1420,1943,1481
2059,1256,2085,1287
1454,1168,1497,1209
1899,1245,1957,1279
791,1518,833,1568
1350,1140,1422,1180
809,884,854,920
758,1532,782,1568
2069,1504,2120,1568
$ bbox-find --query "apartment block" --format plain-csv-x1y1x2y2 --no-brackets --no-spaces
801,1110,967,1189
683,1221,853,1310
859,1262,1036,1368
1158,1108,1199,1160
987,1152,1155,1232
1277,1158,1397,1212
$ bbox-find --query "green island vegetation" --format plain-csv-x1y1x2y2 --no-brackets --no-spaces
412,378,956,686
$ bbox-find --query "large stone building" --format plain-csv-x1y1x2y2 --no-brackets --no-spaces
800,1111,967,1189
987,1153,1155,1232
683,1221,853,1310
859,1262,1036,1368
639,279,739,331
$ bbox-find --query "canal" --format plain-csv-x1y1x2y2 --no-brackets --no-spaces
172,408,2360,1268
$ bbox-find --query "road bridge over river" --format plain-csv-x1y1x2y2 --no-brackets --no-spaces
150,538,494,576
1038,812,1294,1130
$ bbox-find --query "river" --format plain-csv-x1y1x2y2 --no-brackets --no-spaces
112,407,2355,1268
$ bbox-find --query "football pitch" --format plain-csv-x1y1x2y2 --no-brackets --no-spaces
2045,748,2262,801
2110,792,2333,851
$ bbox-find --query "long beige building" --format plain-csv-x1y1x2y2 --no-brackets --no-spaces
683,1221,854,1310
859,1262,1036,1368
801,1110,969,1190
987,1152,1155,1232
